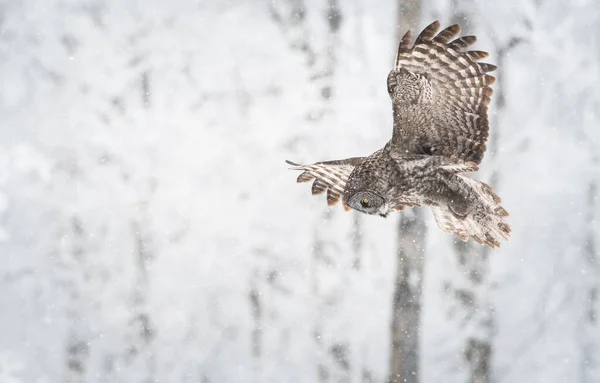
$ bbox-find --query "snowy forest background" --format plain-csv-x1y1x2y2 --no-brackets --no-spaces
1,0,600,382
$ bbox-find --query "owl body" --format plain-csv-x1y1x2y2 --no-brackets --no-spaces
287,21,511,247
343,148,496,218
344,148,426,215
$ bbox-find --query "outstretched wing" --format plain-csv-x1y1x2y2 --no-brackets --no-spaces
286,158,365,209
388,21,496,164
430,204,510,248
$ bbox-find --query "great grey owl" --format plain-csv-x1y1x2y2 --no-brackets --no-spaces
286,21,510,248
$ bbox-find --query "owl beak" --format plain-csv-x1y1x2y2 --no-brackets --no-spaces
377,201,392,218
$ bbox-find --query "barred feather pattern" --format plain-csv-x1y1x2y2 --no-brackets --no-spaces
388,20,496,164
286,154,511,247
431,174,510,248
285,158,365,210
285,22,511,248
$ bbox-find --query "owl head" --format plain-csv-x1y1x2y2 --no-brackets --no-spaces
346,191,389,216
343,168,392,217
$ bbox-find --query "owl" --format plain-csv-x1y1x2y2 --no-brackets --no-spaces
286,21,511,248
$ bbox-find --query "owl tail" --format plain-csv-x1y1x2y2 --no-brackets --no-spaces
431,178,510,248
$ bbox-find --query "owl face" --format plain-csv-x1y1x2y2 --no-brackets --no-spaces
346,190,394,217
342,153,394,217
347,191,387,215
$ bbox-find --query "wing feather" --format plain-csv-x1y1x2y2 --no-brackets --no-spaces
286,158,365,210
433,24,461,44
390,21,497,164
396,30,413,59
447,35,477,52
413,20,440,45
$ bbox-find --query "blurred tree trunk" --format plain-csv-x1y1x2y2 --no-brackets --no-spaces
389,211,426,383
578,39,600,376
447,241,493,383
65,216,89,383
582,177,600,382
579,27,600,380
126,215,156,383
445,5,523,381
311,2,353,382
270,1,351,381
388,3,424,383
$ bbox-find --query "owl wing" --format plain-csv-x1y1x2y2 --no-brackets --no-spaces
286,158,365,210
389,21,496,164
391,193,425,208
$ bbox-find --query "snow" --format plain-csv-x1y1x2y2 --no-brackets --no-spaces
0,0,599,382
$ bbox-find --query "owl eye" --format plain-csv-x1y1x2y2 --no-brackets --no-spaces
350,192,384,213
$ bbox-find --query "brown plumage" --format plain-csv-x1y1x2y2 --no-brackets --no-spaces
286,21,511,248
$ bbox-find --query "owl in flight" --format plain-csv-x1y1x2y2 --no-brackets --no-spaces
286,21,511,247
